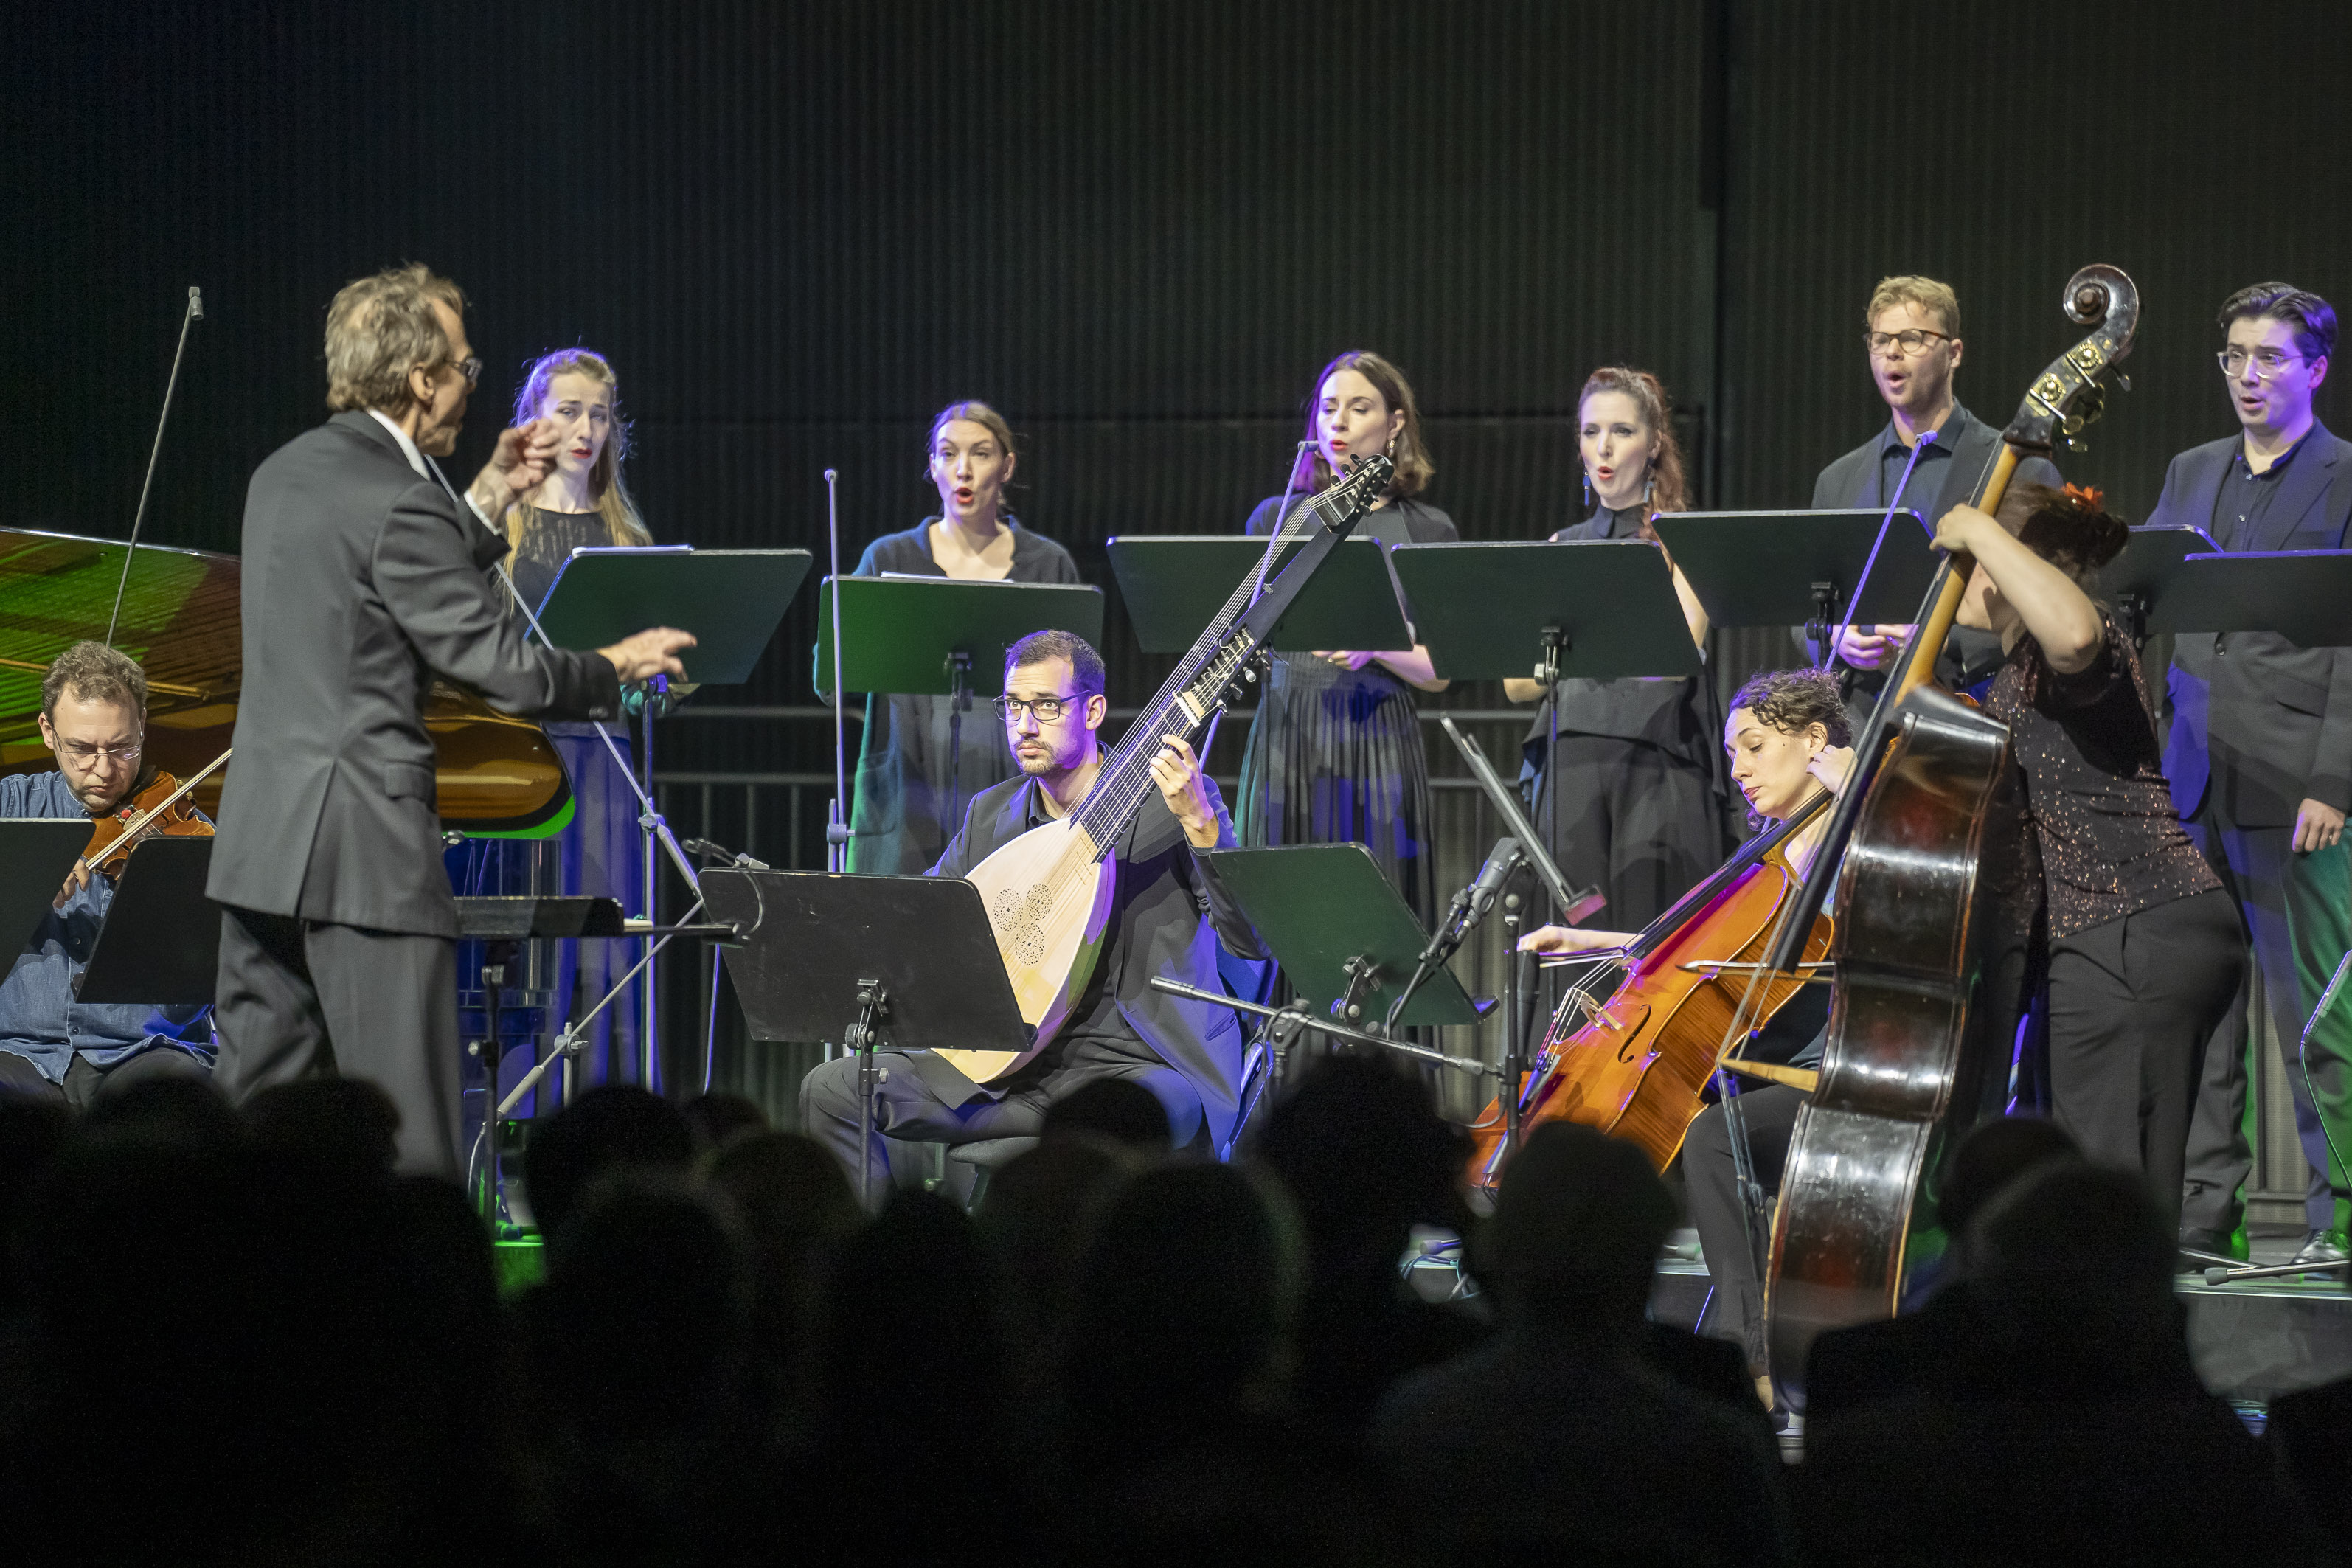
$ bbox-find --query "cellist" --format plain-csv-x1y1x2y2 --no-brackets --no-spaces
1520,666,1856,1406
0,642,214,1108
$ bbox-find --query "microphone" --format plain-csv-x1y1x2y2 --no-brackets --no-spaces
187,285,204,321
1449,835,1524,937
683,837,769,870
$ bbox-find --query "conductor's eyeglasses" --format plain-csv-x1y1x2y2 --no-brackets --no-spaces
994,693,1083,724
58,741,141,764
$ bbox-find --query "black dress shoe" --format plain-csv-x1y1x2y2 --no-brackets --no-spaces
2178,1226,2247,1263
2289,1228,2349,1268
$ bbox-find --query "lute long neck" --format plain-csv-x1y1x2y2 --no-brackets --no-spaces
1071,471,1382,857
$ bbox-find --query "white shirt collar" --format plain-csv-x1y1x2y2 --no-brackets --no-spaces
365,408,430,479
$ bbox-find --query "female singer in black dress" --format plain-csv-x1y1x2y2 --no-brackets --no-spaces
453,347,658,1096
847,401,1082,873
1236,350,1454,930
1506,367,1724,930
1935,482,2242,1235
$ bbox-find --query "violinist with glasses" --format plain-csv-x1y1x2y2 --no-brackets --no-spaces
0,642,212,1109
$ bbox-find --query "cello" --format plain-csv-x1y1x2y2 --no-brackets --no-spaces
1758,265,2141,1404
1463,786,1838,1184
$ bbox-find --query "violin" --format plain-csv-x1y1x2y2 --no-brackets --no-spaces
81,749,229,878
1757,266,2140,1407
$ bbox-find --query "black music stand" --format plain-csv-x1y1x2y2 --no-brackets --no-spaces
76,838,218,1005
532,547,812,683
813,577,1106,836
1106,536,1412,653
2168,549,2352,647
0,820,96,957
1651,509,1935,660
2095,524,2219,645
699,868,1030,1206
1202,844,1485,1031
1392,538,1699,926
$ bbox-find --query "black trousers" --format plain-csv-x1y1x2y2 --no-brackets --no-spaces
801,1033,1203,1204
2180,813,2352,1235
1680,1083,1805,1375
1529,735,1722,933
0,1044,209,1109
2047,889,2244,1238
212,906,462,1178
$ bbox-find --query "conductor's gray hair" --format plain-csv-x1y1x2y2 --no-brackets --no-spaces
323,263,465,413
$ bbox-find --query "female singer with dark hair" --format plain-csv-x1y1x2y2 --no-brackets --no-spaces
1505,367,1724,930
1936,482,2242,1235
846,401,1083,874
452,347,659,1094
1522,665,1852,1407
1235,350,1456,929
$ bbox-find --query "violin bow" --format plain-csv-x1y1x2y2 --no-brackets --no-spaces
83,746,232,866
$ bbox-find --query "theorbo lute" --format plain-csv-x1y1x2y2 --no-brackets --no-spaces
933,455,1395,1083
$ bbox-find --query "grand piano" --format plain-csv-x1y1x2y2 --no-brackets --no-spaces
0,526,575,832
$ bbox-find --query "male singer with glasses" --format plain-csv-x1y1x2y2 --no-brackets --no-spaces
800,628,1267,1202
2157,282,2352,1270
1800,275,2062,722
0,642,212,1107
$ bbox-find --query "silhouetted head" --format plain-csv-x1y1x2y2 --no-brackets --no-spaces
707,1130,857,1250
522,1084,692,1243
1254,1054,1468,1267
974,1135,1137,1360
681,1091,769,1156
534,1169,751,1443
79,1072,240,1146
245,1076,402,1183
1041,1077,1170,1152
1474,1122,1675,1332
1065,1162,1303,1426
1968,1159,2188,1392
819,1189,1009,1450
1939,1115,2080,1273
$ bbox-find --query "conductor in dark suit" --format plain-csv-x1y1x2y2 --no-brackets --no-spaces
209,263,693,1176
2159,282,2352,1266
1803,276,2061,721
800,629,1267,1201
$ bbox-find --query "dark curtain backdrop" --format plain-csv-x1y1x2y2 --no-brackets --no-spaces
7,1,2351,1097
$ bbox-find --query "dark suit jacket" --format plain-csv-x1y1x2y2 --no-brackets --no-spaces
931,771,1266,1151
1801,403,2061,707
2153,424,2352,825
209,412,621,937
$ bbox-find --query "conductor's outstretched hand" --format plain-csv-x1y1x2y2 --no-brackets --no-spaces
601,628,696,683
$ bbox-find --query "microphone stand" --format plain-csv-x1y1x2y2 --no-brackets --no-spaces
105,285,203,648
824,468,850,876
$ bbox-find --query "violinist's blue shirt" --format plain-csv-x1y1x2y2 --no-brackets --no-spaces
0,770,212,1084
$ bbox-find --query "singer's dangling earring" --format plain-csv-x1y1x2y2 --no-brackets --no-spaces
1386,431,1398,458
1644,471,1657,511
1583,471,1593,510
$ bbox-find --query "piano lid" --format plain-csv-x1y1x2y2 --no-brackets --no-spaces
0,527,241,766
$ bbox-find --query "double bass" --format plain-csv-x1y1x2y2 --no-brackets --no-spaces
1759,265,2141,1403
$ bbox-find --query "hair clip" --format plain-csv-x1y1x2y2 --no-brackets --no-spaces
2060,482,2106,510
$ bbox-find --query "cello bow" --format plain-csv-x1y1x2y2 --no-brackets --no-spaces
1753,266,2141,1406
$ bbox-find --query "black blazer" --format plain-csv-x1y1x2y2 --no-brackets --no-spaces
931,771,1267,1151
208,412,621,936
1800,403,2061,713
2153,424,2352,825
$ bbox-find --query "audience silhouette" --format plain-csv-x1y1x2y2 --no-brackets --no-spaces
1376,1120,1794,1567
0,1055,2338,1567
